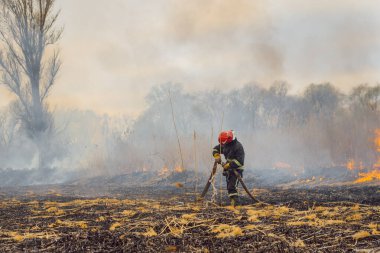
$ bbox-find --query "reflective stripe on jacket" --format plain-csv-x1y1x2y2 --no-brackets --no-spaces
212,139,245,170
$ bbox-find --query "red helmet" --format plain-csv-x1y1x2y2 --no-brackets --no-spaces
218,130,234,144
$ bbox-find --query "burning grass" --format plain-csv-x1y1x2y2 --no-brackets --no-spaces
355,170,380,183
0,186,379,252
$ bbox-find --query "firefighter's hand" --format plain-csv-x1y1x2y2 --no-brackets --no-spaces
223,163,230,170
213,154,221,164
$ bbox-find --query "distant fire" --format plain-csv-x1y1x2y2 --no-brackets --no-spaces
345,160,364,171
352,129,380,184
158,166,184,177
354,170,380,183
375,129,380,150
374,129,380,169
174,166,184,173
346,159,355,171
159,167,169,177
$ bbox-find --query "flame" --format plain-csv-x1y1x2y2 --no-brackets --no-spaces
354,170,380,183
375,129,380,151
346,159,355,170
174,166,184,173
349,129,380,184
174,182,184,188
374,129,380,169
346,160,365,171
159,167,169,177
355,129,380,183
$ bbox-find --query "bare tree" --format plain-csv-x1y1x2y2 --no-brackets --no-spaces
0,0,62,167
350,84,380,112
0,106,19,148
304,83,341,118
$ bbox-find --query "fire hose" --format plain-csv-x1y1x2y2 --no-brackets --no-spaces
199,161,262,204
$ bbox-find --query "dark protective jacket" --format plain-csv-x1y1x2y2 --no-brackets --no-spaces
212,139,245,170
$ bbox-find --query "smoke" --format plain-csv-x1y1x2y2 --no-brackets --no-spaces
0,82,379,186
33,0,379,116
1,0,380,186
0,1,378,117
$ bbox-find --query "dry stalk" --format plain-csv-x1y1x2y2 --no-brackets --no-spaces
168,89,184,170
193,130,198,194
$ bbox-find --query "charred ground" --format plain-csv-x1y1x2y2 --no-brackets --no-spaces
0,184,379,253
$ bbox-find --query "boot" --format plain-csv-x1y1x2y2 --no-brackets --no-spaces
230,196,240,207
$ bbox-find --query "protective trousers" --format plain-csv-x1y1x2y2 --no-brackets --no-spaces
226,169,243,198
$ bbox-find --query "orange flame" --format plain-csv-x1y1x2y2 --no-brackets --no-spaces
174,182,184,188
346,159,355,171
346,129,380,184
159,167,169,177
374,129,380,169
354,170,380,183
353,129,380,184
174,166,185,173
375,129,380,151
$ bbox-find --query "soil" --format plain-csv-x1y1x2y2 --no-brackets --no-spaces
0,184,379,252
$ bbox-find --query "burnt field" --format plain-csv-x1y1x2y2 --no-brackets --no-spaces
0,184,379,253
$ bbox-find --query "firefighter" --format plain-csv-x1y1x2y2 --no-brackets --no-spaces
212,130,245,206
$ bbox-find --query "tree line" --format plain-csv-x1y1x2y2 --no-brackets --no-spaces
0,0,379,178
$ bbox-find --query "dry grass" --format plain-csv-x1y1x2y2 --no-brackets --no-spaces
211,224,243,238
0,190,379,252
109,222,122,231
142,227,158,237
291,239,306,248
352,231,371,240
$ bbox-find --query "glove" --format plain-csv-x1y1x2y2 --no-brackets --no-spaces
223,163,230,170
213,153,221,164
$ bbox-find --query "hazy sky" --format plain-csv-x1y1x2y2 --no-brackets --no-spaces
1,0,380,116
